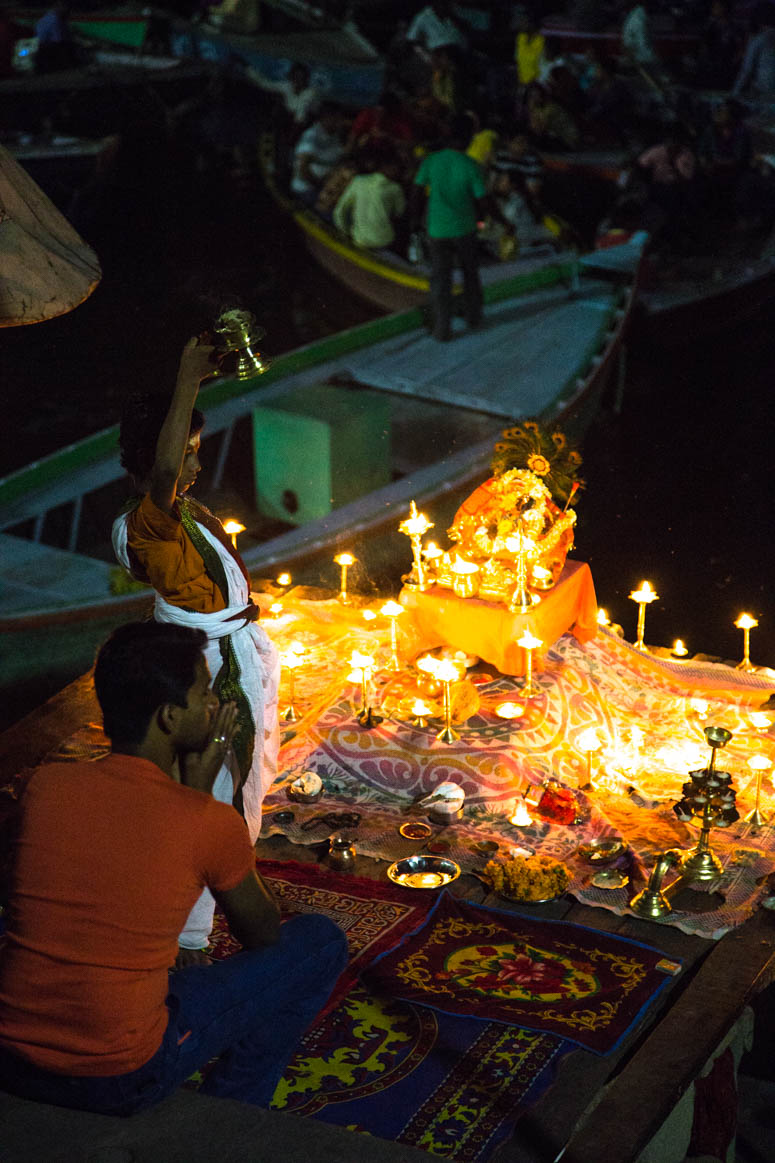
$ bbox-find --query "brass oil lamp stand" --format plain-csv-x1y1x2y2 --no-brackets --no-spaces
677,726,738,883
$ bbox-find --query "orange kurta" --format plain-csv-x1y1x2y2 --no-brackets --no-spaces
125,494,227,612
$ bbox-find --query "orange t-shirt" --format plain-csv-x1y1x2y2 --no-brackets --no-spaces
125,494,227,613
0,755,255,1075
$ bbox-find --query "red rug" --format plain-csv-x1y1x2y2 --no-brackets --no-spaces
365,892,679,1054
211,858,433,1010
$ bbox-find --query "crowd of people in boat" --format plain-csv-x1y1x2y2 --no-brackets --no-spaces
244,0,775,260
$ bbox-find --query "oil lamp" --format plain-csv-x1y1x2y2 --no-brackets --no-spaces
421,657,462,743
672,639,688,658
597,608,611,627
380,599,404,670
516,629,542,698
577,727,603,790
362,608,377,623
745,755,772,826
679,725,735,882
348,651,382,728
280,643,305,722
750,712,771,732
509,797,533,827
276,572,292,589
629,581,658,651
223,519,245,549
409,698,432,728
213,308,270,379
334,552,356,604
734,613,758,671
399,501,433,590
495,701,524,720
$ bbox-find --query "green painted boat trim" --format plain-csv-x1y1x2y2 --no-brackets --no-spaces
0,257,575,515
72,19,149,48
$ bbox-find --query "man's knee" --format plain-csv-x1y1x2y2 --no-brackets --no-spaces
281,912,348,973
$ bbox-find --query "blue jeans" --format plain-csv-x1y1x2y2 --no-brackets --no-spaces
0,914,347,1116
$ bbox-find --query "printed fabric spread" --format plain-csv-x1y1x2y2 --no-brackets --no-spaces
365,892,679,1054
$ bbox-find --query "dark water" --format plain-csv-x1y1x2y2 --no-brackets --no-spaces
2,132,775,731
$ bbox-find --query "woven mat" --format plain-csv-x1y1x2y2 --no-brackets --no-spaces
365,892,677,1054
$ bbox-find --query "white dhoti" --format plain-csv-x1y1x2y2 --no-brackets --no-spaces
112,510,280,949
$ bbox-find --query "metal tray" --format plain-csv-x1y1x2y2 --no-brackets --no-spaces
387,855,461,889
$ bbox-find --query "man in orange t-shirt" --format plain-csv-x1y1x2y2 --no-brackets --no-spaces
0,622,347,1114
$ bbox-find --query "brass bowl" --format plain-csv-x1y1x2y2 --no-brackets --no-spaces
577,837,626,864
387,855,461,889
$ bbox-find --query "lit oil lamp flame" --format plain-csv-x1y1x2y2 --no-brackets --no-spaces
380,600,404,618
748,755,772,772
362,609,377,622
629,581,658,603
597,608,611,627
672,639,688,657
450,554,478,575
750,712,771,731
269,601,283,616
690,698,709,718
423,541,443,560
735,612,758,630
495,702,524,719
398,500,433,538
577,727,603,754
509,798,533,826
411,698,431,716
349,651,374,671
334,552,355,567
276,572,291,587
516,630,543,651
223,518,245,548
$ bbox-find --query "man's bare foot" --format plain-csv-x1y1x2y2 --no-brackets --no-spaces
175,946,212,970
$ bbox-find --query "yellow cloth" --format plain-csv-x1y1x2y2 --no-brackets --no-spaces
516,31,545,85
400,560,598,675
467,129,498,167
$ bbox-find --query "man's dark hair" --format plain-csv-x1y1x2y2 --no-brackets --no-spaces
94,622,208,745
119,393,205,484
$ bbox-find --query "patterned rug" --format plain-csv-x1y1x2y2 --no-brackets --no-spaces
365,893,678,1055
211,859,432,1010
209,862,573,1161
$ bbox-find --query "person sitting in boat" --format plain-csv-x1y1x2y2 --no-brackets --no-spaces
621,1,660,72
522,81,580,151
698,99,752,217
333,150,407,251
244,61,321,136
634,131,700,246
348,91,416,157
291,101,347,206
732,3,775,99
112,337,280,968
34,3,77,73
0,620,347,1117
407,0,468,63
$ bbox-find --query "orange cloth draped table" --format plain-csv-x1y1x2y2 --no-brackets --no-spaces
400,560,598,675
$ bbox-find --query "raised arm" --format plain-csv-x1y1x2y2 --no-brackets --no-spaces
149,338,216,513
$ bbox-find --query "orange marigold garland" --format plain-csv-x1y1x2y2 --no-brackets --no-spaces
492,419,584,509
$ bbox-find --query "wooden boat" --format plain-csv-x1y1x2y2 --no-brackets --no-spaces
259,133,579,314
0,232,646,627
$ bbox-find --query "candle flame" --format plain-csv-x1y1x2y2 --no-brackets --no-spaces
735,612,758,630
509,799,533,826
380,600,404,618
577,727,603,753
629,581,658,603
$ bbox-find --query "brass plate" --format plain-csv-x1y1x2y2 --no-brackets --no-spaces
399,822,432,840
592,868,629,890
387,855,461,889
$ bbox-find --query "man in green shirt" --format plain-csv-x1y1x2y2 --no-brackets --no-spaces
412,116,512,341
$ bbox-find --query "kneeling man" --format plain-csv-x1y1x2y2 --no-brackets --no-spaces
0,622,347,1115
